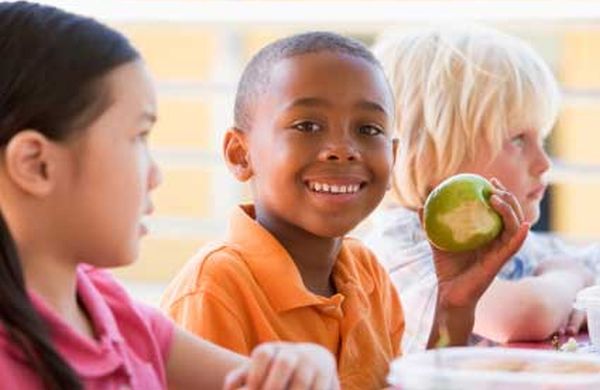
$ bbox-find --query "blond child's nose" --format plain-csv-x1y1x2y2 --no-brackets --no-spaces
532,144,551,175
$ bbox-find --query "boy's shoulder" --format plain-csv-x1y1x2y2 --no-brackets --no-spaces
161,241,255,300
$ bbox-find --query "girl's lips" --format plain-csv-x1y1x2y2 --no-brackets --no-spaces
139,222,148,236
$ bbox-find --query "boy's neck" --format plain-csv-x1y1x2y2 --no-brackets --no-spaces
286,236,341,297
255,211,342,297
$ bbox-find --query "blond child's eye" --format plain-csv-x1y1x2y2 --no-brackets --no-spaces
292,121,321,133
359,125,384,136
511,135,525,148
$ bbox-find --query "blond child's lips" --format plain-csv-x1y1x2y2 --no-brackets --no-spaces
527,184,547,199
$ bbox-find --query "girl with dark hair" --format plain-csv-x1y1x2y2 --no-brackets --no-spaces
0,2,338,389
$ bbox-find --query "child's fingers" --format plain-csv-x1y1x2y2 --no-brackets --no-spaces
490,177,506,190
492,188,524,223
490,194,520,235
312,372,340,390
246,344,277,389
490,177,525,223
288,363,317,390
223,366,248,390
261,348,298,389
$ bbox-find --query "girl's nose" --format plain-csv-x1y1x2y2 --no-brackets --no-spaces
148,156,162,190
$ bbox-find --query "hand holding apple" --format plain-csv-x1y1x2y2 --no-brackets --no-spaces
424,176,530,347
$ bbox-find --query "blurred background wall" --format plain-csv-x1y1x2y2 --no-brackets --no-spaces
39,0,600,303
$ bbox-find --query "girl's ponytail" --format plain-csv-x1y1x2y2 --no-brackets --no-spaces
0,212,81,389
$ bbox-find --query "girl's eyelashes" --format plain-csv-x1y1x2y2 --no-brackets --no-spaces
137,129,151,143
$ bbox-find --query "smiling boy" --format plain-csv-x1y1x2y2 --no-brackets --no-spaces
161,31,528,389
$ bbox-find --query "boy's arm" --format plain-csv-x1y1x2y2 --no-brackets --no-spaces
427,179,529,348
474,261,593,342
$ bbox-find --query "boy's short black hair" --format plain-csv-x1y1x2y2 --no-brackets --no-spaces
233,31,381,130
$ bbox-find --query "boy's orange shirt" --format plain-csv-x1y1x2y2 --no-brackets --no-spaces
161,205,404,389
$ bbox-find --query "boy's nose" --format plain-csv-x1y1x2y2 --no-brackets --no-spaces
320,145,360,161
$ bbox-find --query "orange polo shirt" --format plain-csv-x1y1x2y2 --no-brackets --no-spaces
161,205,404,389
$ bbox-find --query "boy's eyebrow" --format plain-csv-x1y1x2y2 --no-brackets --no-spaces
285,97,331,110
284,97,389,116
355,100,389,117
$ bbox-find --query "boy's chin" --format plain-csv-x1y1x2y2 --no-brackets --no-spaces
307,221,359,239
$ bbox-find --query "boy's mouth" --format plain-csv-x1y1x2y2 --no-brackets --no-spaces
305,180,365,194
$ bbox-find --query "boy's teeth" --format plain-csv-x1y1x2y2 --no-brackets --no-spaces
308,181,361,194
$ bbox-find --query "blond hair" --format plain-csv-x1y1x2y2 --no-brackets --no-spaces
374,26,560,210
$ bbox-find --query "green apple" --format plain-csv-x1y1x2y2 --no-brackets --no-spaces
424,173,503,252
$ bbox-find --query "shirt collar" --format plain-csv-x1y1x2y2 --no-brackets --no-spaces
226,204,373,312
26,266,124,376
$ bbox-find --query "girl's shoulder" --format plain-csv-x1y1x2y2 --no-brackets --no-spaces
77,264,174,365
77,265,173,338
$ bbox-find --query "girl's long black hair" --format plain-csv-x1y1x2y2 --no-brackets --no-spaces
0,2,139,388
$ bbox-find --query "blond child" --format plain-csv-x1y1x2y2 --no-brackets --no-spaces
161,31,528,389
0,2,339,389
363,26,596,352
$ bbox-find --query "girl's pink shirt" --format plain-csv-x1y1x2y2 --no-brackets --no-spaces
0,265,174,389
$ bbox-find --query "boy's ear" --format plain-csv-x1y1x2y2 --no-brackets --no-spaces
3,130,57,197
223,127,253,182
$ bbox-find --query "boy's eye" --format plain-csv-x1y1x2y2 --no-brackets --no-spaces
358,125,384,136
292,121,321,133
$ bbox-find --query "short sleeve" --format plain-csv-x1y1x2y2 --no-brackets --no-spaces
160,251,252,356
134,303,176,363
